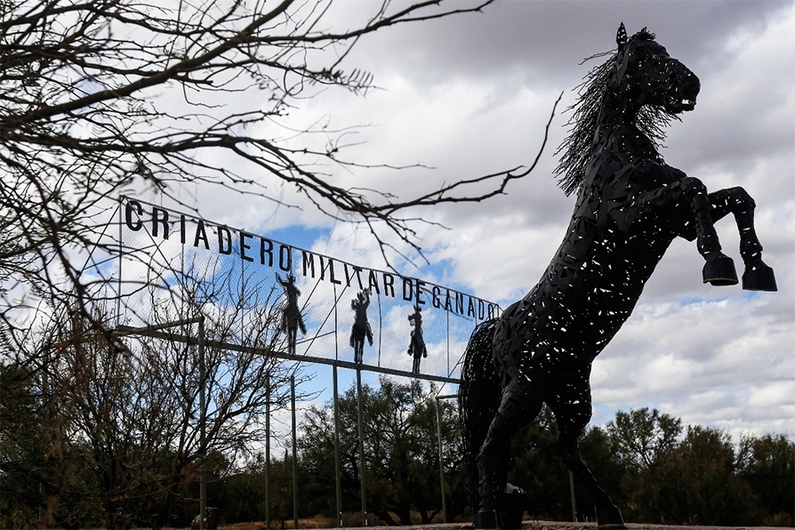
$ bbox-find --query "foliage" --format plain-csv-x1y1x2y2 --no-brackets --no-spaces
596,408,792,526
7,363,793,530
0,3,560,522
296,377,462,526
606,407,682,470
0,296,302,528
628,425,758,525
737,433,795,526
1,3,557,527
498,406,793,526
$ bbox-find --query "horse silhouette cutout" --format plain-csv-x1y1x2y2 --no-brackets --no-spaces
460,23,776,530
277,273,306,356
408,304,428,375
350,289,373,364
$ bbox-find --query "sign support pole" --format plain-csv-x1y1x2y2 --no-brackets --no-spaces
266,379,271,530
291,375,298,529
435,394,457,524
333,365,343,526
356,368,367,525
199,315,207,526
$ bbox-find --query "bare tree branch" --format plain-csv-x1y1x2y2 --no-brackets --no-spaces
0,3,559,522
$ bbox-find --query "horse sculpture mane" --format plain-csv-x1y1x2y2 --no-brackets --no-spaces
555,28,675,196
460,23,776,530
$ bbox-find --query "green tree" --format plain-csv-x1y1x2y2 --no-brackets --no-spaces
637,425,757,525
606,408,682,470
603,409,776,525
0,365,71,528
603,407,682,522
507,406,569,520
737,433,795,525
297,377,461,525
0,292,301,528
211,455,270,525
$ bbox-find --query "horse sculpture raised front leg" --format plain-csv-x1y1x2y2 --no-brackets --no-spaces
633,178,776,291
709,187,776,291
460,23,776,530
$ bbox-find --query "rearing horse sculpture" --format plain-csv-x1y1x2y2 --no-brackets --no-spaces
460,24,776,530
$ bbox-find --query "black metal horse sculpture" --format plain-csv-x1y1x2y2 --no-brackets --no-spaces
460,24,776,529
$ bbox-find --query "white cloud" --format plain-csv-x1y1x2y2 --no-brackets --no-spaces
128,1,794,440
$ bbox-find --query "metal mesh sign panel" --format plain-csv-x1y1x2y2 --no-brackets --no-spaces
114,196,500,381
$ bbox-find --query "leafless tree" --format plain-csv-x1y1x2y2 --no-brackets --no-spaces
0,2,557,525
1,266,306,527
0,0,560,339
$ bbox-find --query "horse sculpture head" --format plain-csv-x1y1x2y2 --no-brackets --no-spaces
609,23,700,114
555,23,701,196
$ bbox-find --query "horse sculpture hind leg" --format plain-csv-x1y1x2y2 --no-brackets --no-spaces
708,187,777,291
472,303,554,529
475,375,543,529
546,370,625,528
461,321,516,528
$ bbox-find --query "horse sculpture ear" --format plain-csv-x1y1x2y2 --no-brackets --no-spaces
616,22,628,51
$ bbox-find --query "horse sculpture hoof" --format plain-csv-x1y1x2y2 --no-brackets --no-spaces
473,486,525,529
497,485,526,529
597,503,626,529
742,260,777,291
702,254,738,286
474,509,498,529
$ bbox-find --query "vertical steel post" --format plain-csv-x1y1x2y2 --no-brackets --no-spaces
333,365,343,526
198,316,207,525
266,379,271,530
569,470,577,522
376,293,382,367
356,368,367,525
333,284,339,362
435,397,448,523
291,375,298,529
446,310,450,376
116,201,122,327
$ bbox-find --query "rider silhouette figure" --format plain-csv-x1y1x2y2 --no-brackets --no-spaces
350,289,373,364
276,272,306,355
408,304,427,375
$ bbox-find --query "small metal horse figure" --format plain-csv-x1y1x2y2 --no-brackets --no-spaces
277,272,306,355
408,304,428,375
460,24,776,529
350,289,373,363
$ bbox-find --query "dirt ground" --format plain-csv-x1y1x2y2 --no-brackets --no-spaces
203,521,786,530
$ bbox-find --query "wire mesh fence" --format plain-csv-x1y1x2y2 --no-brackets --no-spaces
88,196,501,382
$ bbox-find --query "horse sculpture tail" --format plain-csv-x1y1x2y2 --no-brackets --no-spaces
459,319,501,510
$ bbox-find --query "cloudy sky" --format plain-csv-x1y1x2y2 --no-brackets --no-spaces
149,0,794,441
